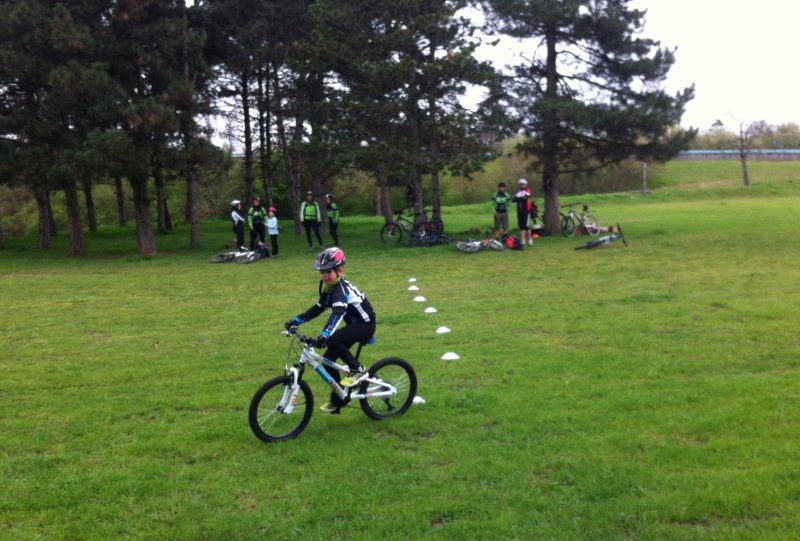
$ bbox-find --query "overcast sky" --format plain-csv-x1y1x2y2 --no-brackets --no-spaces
472,1,800,131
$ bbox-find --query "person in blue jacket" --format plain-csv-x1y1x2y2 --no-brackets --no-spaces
285,247,376,413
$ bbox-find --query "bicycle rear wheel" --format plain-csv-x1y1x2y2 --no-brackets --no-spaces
249,375,313,442
360,357,417,420
381,222,403,245
582,214,600,236
561,215,576,237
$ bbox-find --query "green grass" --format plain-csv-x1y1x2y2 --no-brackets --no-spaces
2,177,800,540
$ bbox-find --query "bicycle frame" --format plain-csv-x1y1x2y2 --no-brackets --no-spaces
277,334,398,414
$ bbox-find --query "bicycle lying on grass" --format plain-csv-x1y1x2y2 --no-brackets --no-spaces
248,328,418,442
455,238,508,253
560,203,600,237
574,223,628,250
209,249,262,263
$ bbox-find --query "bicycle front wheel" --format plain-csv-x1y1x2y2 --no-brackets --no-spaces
360,357,418,420
380,222,403,245
209,252,236,263
582,214,600,236
561,215,576,237
456,240,482,253
249,375,313,442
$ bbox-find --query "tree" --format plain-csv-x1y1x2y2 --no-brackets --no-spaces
485,0,696,231
306,0,496,227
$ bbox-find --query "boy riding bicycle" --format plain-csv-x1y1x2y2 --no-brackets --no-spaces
285,247,376,413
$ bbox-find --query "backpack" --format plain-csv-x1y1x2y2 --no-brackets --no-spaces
502,233,523,250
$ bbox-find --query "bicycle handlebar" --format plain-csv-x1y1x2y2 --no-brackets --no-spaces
284,328,321,347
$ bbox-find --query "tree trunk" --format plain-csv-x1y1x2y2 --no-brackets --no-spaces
153,145,170,234
740,153,750,186
257,67,274,207
377,171,392,221
186,169,200,248
47,194,57,237
272,65,303,234
64,181,86,256
34,186,51,249
242,70,255,201
430,170,443,232
129,175,157,255
641,161,649,194
115,175,128,225
541,24,562,233
82,179,97,232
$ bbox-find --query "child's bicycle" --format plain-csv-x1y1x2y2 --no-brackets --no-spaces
574,223,628,250
248,328,418,442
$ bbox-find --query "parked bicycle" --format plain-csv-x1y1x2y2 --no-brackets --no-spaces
380,209,441,245
560,203,600,237
575,223,628,250
249,328,418,442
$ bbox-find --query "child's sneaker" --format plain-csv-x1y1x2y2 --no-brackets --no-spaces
319,402,339,413
527,238,534,246
340,366,365,387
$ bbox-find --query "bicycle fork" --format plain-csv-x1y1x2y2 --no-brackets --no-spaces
278,365,302,415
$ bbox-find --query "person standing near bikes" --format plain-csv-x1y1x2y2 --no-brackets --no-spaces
284,247,376,414
267,206,279,257
247,196,270,254
231,199,246,251
325,193,340,246
300,191,324,249
512,178,534,247
490,182,512,239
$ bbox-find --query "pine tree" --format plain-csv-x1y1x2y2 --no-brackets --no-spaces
486,0,696,231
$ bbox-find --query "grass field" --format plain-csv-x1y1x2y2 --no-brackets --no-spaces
2,166,800,540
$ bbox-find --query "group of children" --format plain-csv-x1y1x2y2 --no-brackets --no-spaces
490,178,538,247
230,192,340,257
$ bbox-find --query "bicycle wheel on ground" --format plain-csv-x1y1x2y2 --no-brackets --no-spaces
237,252,262,264
456,240,483,253
209,252,236,263
582,214,600,236
360,357,417,420
381,222,403,245
561,215,576,237
249,375,313,442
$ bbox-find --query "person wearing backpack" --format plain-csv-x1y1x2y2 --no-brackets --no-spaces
300,191,324,249
490,182,512,239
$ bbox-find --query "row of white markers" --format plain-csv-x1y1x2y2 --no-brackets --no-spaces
408,277,460,361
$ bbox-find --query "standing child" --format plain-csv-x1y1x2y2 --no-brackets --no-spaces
284,247,376,413
512,178,533,247
247,197,269,254
325,193,340,246
490,182,512,239
267,207,279,257
231,199,246,250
